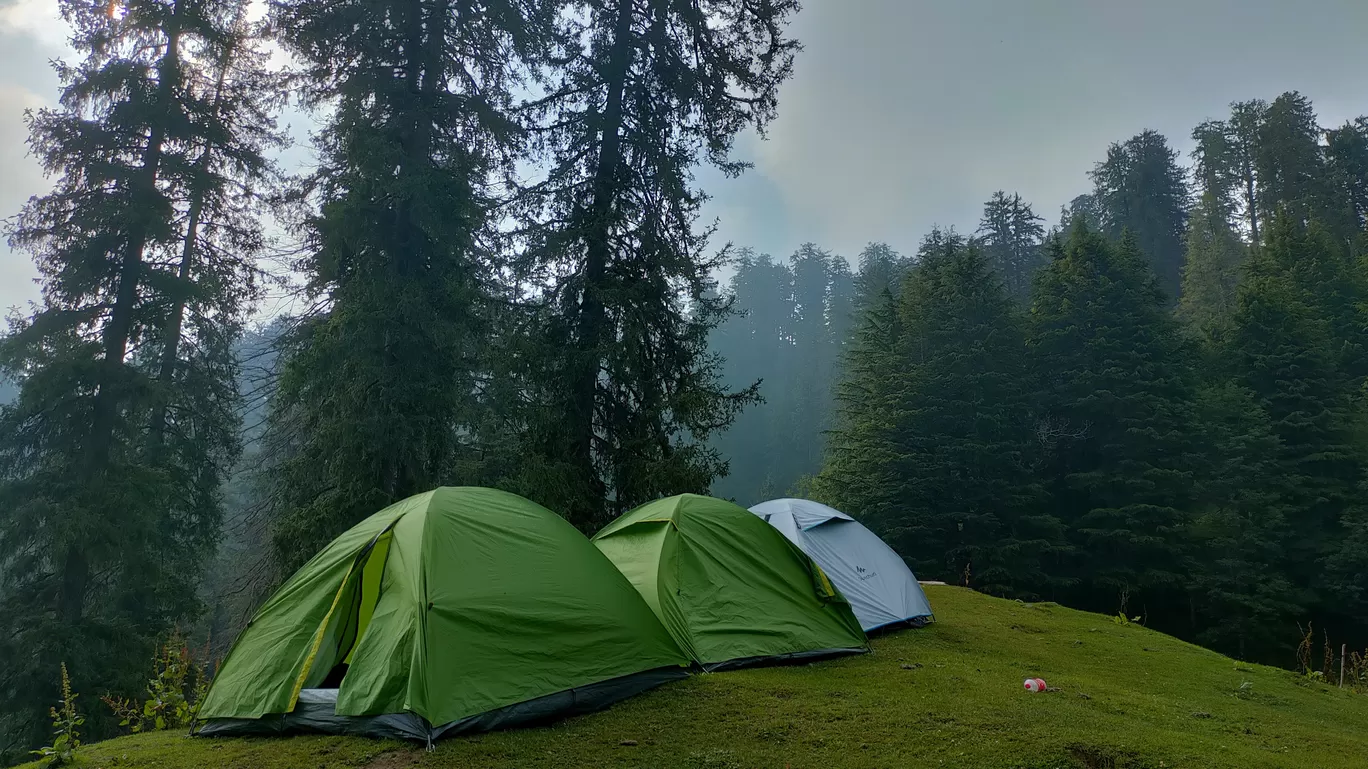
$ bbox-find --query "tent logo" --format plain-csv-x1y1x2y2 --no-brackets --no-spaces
855,565,877,580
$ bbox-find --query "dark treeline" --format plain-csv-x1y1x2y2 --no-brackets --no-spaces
712,92,1368,667
0,0,797,759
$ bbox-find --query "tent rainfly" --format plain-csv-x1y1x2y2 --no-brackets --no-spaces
194,487,689,744
750,498,933,632
592,494,868,670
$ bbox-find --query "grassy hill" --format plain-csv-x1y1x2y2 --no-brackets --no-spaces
25,586,1368,769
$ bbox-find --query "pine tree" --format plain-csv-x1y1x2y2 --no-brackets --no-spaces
812,286,904,528
1327,463,1368,639
916,226,968,260
1178,192,1248,342
1187,383,1301,661
264,0,555,568
1027,224,1200,618
1256,92,1328,228
1192,119,1241,224
1090,130,1191,302
0,0,275,756
1324,117,1368,247
825,254,857,372
1225,215,1365,622
977,191,1046,300
1257,216,1368,383
784,244,848,481
708,250,795,504
1228,99,1268,246
851,242,908,311
1056,193,1102,234
514,0,799,527
881,243,1060,596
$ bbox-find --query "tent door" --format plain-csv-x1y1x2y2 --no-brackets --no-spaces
299,529,395,691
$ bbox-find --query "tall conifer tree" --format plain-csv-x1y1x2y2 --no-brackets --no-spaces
851,242,908,311
708,250,794,503
1027,225,1200,617
1225,214,1365,628
812,286,903,528
1324,117,1368,247
1090,130,1191,302
1192,119,1241,224
1256,92,1328,228
264,0,556,568
886,243,1058,595
1228,99,1269,246
0,0,276,755
516,0,799,527
786,244,848,479
977,191,1046,300
1187,382,1300,661
1178,192,1248,342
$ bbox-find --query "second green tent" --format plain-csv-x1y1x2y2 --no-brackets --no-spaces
593,494,868,670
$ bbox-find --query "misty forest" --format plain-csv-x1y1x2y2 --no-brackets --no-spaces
2,0,1368,762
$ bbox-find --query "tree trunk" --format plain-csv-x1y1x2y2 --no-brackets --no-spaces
150,7,243,448
568,0,634,526
393,0,441,281
149,161,205,447
1240,152,1260,250
369,0,446,502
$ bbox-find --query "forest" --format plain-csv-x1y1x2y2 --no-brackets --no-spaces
0,0,1366,762
711,97,1368,672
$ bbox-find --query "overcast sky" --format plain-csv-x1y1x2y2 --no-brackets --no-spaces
3,0,1368,315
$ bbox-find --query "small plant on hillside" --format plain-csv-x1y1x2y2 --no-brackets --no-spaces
1293,624,1344,683
1347,650,1368,694
101,630,210,733
99,695,142,734
32,663,82,767
1295,623,1314,676
1111,587,1141,626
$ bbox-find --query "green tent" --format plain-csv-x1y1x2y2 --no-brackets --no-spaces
195,487,688,743
592,494,868,670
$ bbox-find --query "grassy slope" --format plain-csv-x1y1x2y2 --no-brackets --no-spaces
28,586,1368,769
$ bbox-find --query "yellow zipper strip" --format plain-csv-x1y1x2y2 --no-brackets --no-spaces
814,563,837,599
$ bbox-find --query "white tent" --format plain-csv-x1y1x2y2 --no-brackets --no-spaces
750,498,933,632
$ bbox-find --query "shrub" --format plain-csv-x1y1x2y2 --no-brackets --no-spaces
31,663,82,767
101,630,210,733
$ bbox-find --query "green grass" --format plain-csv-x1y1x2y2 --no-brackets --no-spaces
25,586,1368,769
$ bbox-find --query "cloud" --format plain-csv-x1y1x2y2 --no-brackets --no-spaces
0,84,46,314
0,0,64,313
703,0,1368,265
0,0,71,51
4,0,1368,309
